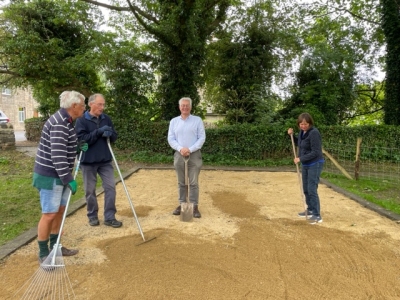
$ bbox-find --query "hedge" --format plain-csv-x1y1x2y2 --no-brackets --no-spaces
25,117,400,162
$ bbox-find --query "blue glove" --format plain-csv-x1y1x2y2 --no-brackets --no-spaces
97,125,112,136
102,130,112,138
68,180,77,195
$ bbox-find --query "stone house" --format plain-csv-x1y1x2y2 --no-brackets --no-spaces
0,87,38,131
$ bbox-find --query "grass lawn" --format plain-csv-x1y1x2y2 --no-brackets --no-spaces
0,149,137,247
321,172,400,214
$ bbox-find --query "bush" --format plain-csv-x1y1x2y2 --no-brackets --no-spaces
24,117,47,142
25,117,400,163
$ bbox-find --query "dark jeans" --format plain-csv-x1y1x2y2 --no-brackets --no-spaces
302,162,324,217
80,162,117,221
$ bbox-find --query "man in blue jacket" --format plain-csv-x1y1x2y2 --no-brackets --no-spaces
75,93,122,228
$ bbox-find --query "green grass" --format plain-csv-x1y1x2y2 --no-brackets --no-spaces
1,149,400,247
321,172,400,214
0,150,114,246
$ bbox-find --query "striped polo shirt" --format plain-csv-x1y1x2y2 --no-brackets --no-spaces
33,108,77,186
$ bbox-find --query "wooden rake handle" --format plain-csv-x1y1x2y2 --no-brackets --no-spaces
290,133,308,214
183,154,190,202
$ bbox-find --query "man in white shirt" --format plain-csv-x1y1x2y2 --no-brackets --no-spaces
167,97,206,218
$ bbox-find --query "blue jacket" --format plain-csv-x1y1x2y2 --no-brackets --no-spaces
75,111,118,164
293,127,324,165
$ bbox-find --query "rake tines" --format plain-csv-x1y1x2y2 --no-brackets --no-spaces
12,244,76,299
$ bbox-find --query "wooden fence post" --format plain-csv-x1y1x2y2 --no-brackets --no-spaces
355,137,362,180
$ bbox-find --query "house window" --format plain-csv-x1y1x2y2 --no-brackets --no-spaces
2,87,11,95
18,107,25,122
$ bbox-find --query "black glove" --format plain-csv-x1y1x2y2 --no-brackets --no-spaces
102,130,113,138
97,125,112,136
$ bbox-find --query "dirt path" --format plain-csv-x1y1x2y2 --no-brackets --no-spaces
2,169,400,299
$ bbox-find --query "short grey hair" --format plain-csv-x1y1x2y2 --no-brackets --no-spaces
179,97,192,107
88,93,105,103
59,91,85,108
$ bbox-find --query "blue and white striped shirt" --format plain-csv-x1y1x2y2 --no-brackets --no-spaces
33,108,77,185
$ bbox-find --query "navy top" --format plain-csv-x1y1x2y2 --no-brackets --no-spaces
293,127,324,166
75,111,117,164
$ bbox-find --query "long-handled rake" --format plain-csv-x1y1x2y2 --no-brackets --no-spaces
106,138,156,245
290,133,308,219
13,151,84,299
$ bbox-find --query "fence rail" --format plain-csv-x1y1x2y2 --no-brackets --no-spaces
323,140,400,184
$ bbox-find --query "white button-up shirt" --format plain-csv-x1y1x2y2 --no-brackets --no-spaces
167,114,206,153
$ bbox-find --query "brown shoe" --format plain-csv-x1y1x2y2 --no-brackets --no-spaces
172,205,181,215
193,205,201,218
61,246,79,256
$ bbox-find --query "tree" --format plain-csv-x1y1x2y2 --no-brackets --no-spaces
294,0,384,79
80,0,231,120
0,0,106,115
276,0,386,125
346,81,385,125
102,39,157,128
204,22,276,124
280,57,354,125
381,0,400,125
203,1,281,124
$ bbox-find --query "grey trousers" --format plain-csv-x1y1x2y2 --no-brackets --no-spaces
173,150,203,205
80,161,117,221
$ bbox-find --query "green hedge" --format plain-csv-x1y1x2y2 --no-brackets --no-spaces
202,124,291,159
320,125,400,162
25,117,400,162
116,120,171,154
24,118,46,141
320,125,400,148
115,121,292,159
116,122,400,162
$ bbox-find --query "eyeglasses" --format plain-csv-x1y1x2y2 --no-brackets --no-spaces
180,104,191,108
93,102,105,107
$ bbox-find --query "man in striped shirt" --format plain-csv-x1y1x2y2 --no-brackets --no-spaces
33,91,86,264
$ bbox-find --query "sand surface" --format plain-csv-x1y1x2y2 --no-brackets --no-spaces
2,169,400,299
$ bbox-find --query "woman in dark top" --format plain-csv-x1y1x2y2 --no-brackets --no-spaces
288,113,324,224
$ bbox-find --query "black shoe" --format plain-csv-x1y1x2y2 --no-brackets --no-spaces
193,205,201,218
172,205,181,215
89,217,100,226
61,246,79,256
104,219,123,228
298,210,313,218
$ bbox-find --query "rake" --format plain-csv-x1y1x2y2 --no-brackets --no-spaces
290,133,308,219
13,151,84,299
107,138,156,245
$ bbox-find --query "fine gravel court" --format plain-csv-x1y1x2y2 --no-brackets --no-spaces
1,168,400,299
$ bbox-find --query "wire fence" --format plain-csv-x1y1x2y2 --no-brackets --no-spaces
323,140,400,184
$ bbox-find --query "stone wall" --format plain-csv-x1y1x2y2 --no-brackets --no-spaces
0,87,38,131
0,123,16,150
